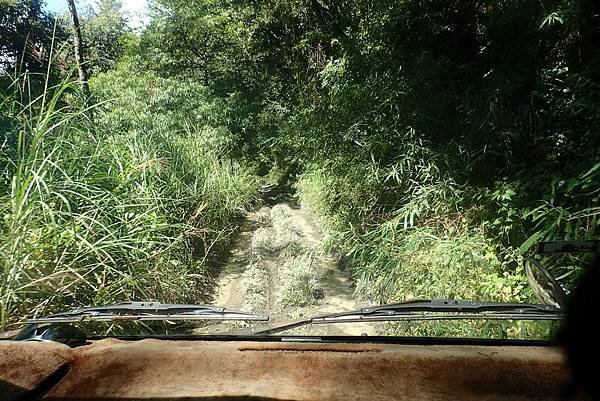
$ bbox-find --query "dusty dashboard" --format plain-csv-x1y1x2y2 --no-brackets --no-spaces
0,336,587,401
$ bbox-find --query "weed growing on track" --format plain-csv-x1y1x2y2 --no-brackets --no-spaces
270,204,303,256
239,260,269,313
255,207,271,226
250,227,274,257
249,204,304,257
277,254,323,308
241,204,323,314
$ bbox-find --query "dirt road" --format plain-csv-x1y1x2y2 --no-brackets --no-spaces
209,199,377,336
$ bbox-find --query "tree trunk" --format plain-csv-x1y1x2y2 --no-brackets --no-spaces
66,0,90,98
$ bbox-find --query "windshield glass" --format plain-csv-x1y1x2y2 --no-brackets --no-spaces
1,0,598,341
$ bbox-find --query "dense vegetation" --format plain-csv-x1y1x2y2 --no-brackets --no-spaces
1,0,598,336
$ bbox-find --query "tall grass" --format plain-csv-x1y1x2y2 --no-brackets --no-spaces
296,164,531,300
296,147,598,339
0,70,258,329
295,162,564,338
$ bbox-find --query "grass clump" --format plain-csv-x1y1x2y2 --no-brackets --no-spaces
239,261,269,313
279,238,304,258
254,207,271,226
270,204,303,256
277,254,323,308
250,205,305,258
270,204,294,222
250,227,274,257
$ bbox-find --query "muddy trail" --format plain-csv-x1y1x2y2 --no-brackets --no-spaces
202,188,378,336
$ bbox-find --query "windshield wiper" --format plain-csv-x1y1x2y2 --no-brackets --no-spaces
256,299,564,335
27,301,268,323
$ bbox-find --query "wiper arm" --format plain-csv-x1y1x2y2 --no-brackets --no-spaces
256,299,563,335
313,299,563,323
28,301,268,323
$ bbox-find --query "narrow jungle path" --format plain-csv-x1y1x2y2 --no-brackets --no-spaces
207,192,377,336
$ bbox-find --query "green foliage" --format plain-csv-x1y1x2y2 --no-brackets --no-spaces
0,0,71,107
296,168,524,303
526,162,600,244
80,0,130,76
2,0,599,339
0,0,68,76
388,319,560,341
0,66,258,328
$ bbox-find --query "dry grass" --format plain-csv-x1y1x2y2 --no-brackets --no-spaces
270,205,303,255
250,227,275,257
239,260,269,313
277,254,323,308
255,207,271,226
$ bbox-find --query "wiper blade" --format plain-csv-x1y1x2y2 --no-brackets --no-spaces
313,299,563,323
28,301,268,323
256,299,563,335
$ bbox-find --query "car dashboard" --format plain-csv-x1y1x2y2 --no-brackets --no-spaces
0,337,587,400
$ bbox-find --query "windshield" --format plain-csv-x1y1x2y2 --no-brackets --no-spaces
1,0,598,342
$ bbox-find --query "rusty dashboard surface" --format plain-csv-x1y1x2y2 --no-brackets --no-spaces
0,338,586,400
